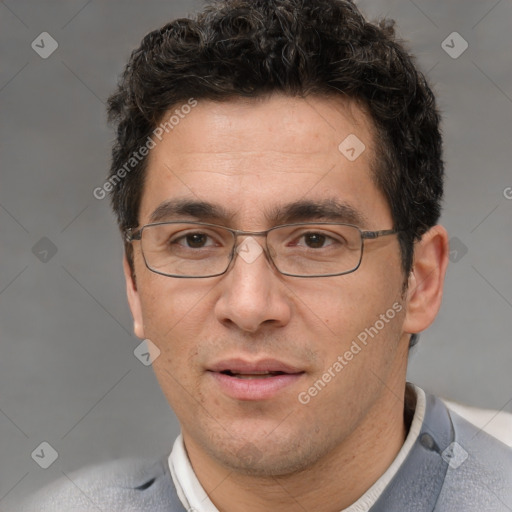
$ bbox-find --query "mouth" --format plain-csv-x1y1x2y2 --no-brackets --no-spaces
207,359,305,400
218,370,292,380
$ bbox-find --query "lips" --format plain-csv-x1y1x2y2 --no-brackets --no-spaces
207,358,305,400
208,358,303,376
219,370,288,379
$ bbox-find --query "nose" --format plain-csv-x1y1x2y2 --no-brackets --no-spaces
214,236,292,333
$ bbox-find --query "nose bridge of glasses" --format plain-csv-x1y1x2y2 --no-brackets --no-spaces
232,231,272,267
232,228,268,238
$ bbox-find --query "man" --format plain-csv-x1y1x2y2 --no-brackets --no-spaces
17,0,512,510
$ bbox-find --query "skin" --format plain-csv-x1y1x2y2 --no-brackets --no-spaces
124,94,449,512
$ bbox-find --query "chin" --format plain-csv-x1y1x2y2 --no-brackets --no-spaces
205,431,330,478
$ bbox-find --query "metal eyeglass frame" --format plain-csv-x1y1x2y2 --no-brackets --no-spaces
124,221,398,278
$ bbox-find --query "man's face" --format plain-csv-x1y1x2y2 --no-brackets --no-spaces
126,95,410,476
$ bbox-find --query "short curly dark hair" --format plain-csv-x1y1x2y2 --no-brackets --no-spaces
107,0,443,279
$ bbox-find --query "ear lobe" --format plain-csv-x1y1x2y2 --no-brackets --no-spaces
402,225,449,336
123,255,145,339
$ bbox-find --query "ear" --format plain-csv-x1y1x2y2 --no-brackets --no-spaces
402,225,449,336
123,255,145,339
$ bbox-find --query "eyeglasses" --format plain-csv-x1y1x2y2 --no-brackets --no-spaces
125,221,398,278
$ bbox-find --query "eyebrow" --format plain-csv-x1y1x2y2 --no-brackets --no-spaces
148,198,368,227
266,199,368,227
149,199,235,224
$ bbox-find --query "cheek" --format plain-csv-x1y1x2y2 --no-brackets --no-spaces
296,258,406,395
136,277,215,413
296,268,402,340
296,275,406,419
136,273,214,349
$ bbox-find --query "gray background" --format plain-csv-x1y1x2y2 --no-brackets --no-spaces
1,0,511,505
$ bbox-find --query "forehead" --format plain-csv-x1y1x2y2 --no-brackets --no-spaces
140,94,390,228
151,94,373,162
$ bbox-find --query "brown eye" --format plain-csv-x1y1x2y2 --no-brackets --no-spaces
304,233,327,248
184,233,209,248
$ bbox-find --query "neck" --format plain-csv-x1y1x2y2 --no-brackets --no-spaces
183,383,410,512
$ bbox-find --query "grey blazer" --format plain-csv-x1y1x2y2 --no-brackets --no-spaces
13,394,512,511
